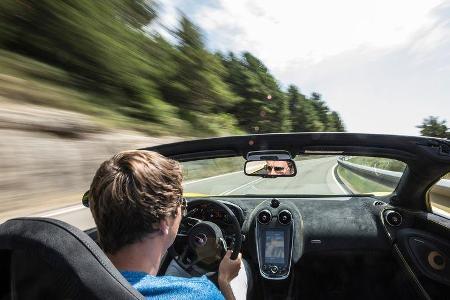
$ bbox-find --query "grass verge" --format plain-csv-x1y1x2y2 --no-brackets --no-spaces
337,165,393,195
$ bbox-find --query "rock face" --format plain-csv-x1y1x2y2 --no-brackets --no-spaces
0,102,180,221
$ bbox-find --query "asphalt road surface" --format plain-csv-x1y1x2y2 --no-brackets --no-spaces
31,156,345,230
184,156,346,196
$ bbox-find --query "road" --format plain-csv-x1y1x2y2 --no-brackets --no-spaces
184,156,345,196
28,156,344,230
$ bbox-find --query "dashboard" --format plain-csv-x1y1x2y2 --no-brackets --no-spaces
182,195,450,299
183,196,389,279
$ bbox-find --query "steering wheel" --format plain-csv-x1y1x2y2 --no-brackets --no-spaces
169,199,242,276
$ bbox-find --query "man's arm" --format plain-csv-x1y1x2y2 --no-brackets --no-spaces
218,279,236,300
218,250,242,300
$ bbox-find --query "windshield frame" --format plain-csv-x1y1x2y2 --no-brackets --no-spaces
145,132,450,209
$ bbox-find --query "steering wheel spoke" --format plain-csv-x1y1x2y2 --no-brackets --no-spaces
182,216,202,228
171,199,242,276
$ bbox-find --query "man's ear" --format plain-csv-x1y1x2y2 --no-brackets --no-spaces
159,218,169,235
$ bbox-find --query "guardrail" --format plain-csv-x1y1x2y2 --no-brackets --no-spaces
336,157,450,218
336,157,402,188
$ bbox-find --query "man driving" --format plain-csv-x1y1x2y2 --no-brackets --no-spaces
88,150,249,300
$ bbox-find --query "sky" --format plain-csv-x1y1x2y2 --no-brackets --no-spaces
154,0,450,136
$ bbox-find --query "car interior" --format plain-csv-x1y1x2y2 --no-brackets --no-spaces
0,133,449,300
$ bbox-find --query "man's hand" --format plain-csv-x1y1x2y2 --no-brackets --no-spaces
218,250,242,300
218,250,242,284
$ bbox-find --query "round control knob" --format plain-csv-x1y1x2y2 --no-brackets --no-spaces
271,198,280,208
278,210,292,225
270,265,278,274
258,210,272,225
385,210,402,226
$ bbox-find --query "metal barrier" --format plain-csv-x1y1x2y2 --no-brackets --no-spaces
337,157,450,218
336,157,402,188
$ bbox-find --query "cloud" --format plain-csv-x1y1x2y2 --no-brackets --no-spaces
155,0,450,135
274,2,450,135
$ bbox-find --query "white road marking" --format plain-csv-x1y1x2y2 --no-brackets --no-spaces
331,163,349,194
183,170,243,185
220,177,264,195
37,204,86,217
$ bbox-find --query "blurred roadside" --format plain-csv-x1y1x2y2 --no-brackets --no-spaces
0,0,345,221
0,100,180,222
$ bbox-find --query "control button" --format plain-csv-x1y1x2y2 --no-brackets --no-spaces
271,198,280,208
270,265,278,274
262,264,268,271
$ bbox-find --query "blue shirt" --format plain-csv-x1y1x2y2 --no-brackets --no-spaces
121,271,225,300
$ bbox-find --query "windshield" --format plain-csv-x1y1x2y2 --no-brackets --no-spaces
182,155,406,197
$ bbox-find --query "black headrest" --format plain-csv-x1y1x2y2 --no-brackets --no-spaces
0,217,144,299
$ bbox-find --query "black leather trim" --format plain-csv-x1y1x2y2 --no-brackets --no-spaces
393,244,431,300
0,217,144,299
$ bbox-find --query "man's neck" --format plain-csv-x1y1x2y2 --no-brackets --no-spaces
107,236,165,276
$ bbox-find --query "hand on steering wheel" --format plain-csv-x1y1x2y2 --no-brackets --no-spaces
169,199,242,276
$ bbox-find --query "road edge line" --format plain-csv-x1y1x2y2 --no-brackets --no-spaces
332,164,353,194
220,177,264,196
37,204,86,218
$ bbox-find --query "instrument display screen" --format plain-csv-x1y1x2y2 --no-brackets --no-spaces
264,230,285,264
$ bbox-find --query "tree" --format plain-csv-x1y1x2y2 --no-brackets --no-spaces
221,52,290,133
160,16,241,132
115,0,158,29
310,93,330,130
309,92,346,131
327,111,345,132
417,116,449,138
0,0,164,114
0,1,345,136
287,85,323,132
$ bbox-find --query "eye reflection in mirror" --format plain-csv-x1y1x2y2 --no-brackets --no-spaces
244,160,296,177
265,160,292,175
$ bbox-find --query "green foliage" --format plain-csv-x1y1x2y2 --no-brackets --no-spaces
288,85,321,132
0,1,345,136
417,116,449,138
286,85,345,132
337,166,393,194
327,111,345,132
220,52,291,133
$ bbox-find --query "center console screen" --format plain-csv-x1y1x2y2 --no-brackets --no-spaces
264,230,285,264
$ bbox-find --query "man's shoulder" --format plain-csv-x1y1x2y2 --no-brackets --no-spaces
121,271,224,300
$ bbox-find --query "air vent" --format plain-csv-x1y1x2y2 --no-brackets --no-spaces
373,201,386,206
258,210,272,225
385,210,402,226
278,210,292,225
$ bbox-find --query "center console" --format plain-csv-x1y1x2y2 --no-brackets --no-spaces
256,208,294,280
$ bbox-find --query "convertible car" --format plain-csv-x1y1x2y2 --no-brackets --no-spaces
0,133,449,299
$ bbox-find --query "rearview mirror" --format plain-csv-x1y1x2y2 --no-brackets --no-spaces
244,160,296,177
